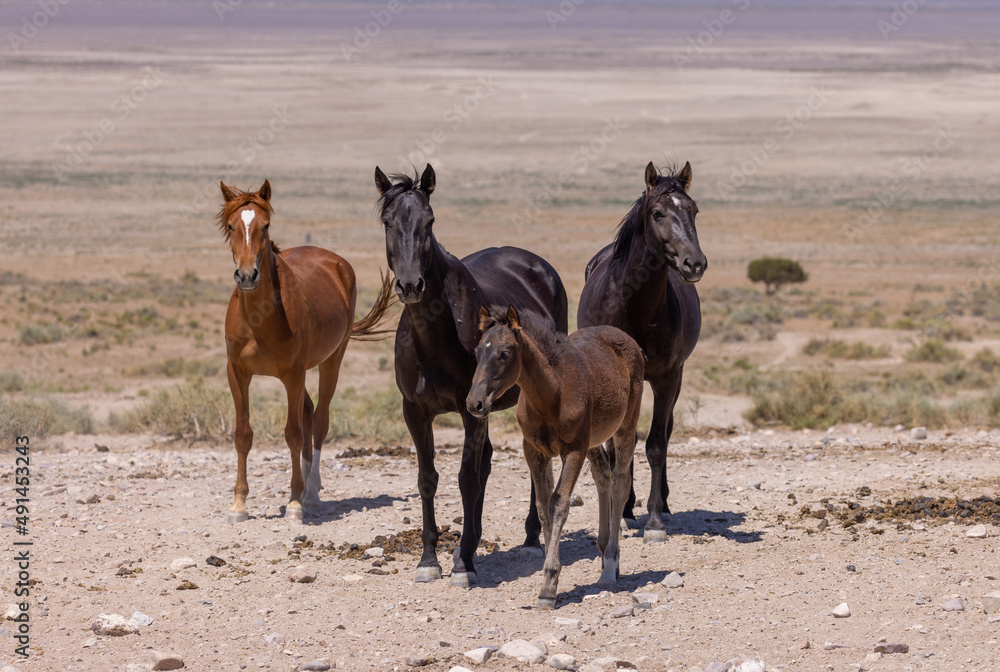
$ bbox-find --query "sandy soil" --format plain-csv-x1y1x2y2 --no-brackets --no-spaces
10,426,1000,672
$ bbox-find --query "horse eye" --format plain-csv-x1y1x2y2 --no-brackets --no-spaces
427,218,435,228
382,219,391,230
263,224,269,232
227,225,233,231
500,350,510,360
652,210,664,220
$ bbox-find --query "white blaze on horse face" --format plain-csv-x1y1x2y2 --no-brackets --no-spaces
671,194,683,208
241,209,255,246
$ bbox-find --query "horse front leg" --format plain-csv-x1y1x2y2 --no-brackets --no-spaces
281,372,308,522
403,400,442,582
642,379,674,542
452,412,489,587
227,361,253,524
603,429,637,585
538,447,586,609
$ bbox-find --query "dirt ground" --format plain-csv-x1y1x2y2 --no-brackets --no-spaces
2,1,1000,670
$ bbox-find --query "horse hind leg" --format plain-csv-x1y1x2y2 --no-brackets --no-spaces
587,442,613,562
601,429,636,585
307,344,349,506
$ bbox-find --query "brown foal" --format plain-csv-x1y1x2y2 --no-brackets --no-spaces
218,179,393,523
467,306,644,608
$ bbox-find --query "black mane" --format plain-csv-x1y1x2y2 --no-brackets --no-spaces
376,172,422,219
610,166,687,266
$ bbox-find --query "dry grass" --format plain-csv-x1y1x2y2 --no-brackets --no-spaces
0,396,93,440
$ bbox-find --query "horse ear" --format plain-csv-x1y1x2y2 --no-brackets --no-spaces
375,166,392,195
644,161,658,191
678,161,693,191
479,305,491,331
221,181,237,202
258,179,272,202
506,305,520,333
419,164,436,196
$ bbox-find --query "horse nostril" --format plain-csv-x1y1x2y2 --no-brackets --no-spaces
415,278,425,293
394,279,405,294
476,401,483,413
250,268,259,282
233,269,241,283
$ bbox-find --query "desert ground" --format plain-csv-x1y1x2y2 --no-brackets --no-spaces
2,1,1000,670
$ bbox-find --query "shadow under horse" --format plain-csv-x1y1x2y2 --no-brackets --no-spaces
374,164,569,586
578,161,707,542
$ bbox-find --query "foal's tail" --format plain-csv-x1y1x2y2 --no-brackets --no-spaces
350,270,398,341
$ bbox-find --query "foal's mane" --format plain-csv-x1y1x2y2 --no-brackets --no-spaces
610,164,688,266
483,307,567,365
216,187,279,252
375,172,426,220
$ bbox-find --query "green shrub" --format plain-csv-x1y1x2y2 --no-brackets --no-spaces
18,324,64,345
905,339,963,363
747,257,808,295
0,396,93,439
803,339,891,360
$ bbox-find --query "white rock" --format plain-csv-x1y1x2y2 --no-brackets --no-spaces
729,657,766,672
363,547,384,558
265,632,286,646
548,653,577,669
448,667,475,672
832,603,851,618
92,613,140,636
632,592,659,606
910,426,928,440
942,597,965,612
498,639,547,664
3,604,20,621
967,524,988,538
82,636,98,648
554,616,583,629
464,647,497,664
662,571,684,588
981,591,1000,613
170,557,197,571
130,611,154,626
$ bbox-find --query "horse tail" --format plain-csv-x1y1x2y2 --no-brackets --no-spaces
350,270,398,341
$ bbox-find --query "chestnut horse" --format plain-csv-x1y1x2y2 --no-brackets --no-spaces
218,179,394,523
577,161,706,542
375,164,568,586
467,306,645,608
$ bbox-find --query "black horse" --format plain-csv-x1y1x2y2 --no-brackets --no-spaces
577,161,707,543
375,164,569,585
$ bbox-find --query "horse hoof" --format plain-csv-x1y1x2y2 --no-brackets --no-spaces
226,511,249,524
643,529,667,544
536,597,556,610
598,571,618,586
414,566,442,583
517,546,545,560
450,571,474,588
285,506,304,522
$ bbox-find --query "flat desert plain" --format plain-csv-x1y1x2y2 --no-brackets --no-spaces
1,2,1000,671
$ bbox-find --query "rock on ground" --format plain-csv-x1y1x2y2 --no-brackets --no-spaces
464,647,497,664
967,524,988,538
548,653,576,669
286,566,318,583
662,572,684,588
832,603,851,618
874,643,909,654
149,650,185,670
942,598,966,612
982,591,1000,613
91,613,140,636
300,661,331,671
498,639,547,664
170,557,197,570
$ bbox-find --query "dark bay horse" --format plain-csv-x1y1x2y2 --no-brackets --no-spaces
467,306,645,608
577,161,707,543
219,179,394,523
374,164,568,586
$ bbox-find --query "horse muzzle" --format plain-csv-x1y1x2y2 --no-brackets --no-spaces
395,277,425,305
466,395,493,419
234,266,260,292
